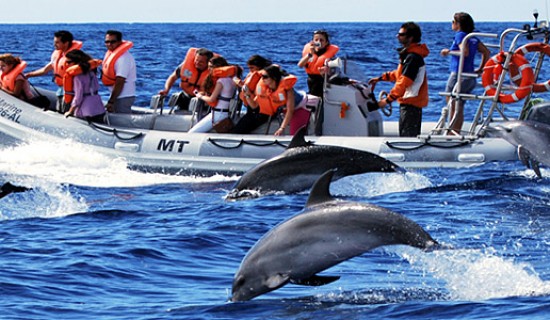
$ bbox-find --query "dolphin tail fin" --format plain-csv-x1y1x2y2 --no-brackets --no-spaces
305,169,336,208
290,275,340,286
287,126,312,149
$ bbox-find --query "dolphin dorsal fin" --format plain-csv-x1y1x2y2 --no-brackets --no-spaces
287,126,310,149
305,169,336,207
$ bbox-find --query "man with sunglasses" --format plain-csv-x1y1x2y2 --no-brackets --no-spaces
102,30,136,113
369,22,430,137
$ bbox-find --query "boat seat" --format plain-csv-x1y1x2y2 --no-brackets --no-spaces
152,114,193,132
106,113,157,130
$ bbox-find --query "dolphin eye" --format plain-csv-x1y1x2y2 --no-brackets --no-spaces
235,275,245,287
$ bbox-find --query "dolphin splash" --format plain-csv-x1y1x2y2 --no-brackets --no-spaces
0,182,30,199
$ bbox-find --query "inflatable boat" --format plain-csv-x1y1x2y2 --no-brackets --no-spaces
0,26,548,176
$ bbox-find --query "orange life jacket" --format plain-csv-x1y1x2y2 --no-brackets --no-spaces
64,59,102,104
1,60,27,92
239,71,261,105
179,47,210,96
211,65,238,86
302,44,339,75
255,75,297,116
101,41,133,86
51,40,83,86
205,66,239,107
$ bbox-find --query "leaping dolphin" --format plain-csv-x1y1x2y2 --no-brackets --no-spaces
488,120,550,178
231,169,438,302
226,127,401,199
0,182,31,199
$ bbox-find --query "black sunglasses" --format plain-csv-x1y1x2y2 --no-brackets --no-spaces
104,40,118,44
261,74,270,79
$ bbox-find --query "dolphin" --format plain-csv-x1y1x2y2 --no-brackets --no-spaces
0,182,31,199
488,120,550,178
226,127,401,199
231,169,438,302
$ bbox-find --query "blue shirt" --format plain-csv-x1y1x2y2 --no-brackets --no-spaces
449,31,479,73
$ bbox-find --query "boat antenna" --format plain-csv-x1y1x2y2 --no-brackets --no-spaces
534,9,539,27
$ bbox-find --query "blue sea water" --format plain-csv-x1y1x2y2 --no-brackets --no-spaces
1,22,550,319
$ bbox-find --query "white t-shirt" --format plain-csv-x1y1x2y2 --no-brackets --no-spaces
109,50,136,98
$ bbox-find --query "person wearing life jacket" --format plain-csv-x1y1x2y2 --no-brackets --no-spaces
236,55,272,113
440,12,490,135
189,56,241,133
158,48,214,111
369,22,430,137
233,65,301,136
25,30,82,112
102,30,136,114
297,29,339,97
63,50,105,123
0,54,36,102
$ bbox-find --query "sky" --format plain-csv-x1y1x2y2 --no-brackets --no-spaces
2,0,548,23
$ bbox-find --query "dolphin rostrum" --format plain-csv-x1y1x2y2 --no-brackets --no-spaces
226,127,401,199
231,169,438,302
488,120,550,178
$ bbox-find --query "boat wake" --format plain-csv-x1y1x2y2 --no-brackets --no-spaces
0,139,238,188
0,139,239,220
0,181,87,220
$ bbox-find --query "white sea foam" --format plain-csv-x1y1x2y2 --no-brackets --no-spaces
0,139,238,188
398,247,550,301
331,171,432,197
0,182,88,220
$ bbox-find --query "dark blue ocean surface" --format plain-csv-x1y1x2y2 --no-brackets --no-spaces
1,22,550,319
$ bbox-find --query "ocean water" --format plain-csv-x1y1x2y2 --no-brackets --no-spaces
1,22,550,319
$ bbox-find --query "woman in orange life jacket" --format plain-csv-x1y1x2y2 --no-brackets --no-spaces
297,29,339,97
233,64,306,136
63,50,105,123
0,54,36,102
235,55,272,114
190,56,241,133
25,30,82,112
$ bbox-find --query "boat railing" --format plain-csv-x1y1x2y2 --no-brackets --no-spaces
432,25,550,140
474,26,550,135
432,32,499,137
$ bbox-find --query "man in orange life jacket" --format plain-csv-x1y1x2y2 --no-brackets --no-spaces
102,30,136,114
25,30,82,113
369,22,429,137
158,48,214,111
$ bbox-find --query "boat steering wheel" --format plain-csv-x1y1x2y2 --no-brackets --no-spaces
378,91,392,117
